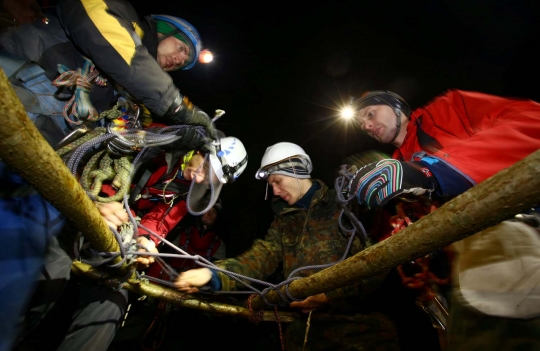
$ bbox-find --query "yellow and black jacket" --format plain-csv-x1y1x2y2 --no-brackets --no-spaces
0,0,179,117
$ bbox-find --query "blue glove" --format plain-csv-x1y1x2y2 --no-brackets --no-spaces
348,159,439,209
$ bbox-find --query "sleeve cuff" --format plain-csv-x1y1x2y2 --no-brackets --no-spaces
206,269,222,291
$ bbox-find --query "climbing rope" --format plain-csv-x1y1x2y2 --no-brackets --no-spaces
52,56,108,125
80,150,134,203
388,199,451,329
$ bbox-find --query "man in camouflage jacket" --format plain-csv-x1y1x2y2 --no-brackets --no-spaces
175,142,400,350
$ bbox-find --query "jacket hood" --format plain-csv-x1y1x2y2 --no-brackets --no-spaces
140,16,159,59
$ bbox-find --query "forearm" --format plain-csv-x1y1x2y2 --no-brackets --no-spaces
214,230,284,291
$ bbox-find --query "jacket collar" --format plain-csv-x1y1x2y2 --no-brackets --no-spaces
140,16,159,59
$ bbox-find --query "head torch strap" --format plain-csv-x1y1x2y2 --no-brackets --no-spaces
259,159,308,180
221,155,248,182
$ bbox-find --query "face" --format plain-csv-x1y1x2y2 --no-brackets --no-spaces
201,208,217,226
183,153,207,183
267,174,305,205
156,35,191,71
354,105,399,144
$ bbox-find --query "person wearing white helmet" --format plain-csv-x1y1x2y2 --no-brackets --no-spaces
174,142,400,351
0,1,223,348
132,135,248,264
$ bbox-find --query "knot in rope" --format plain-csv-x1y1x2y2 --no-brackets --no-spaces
389,200,451,290
52,57,108,124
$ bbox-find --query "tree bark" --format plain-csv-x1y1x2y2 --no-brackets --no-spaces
72,261,298,323
0,67,120,258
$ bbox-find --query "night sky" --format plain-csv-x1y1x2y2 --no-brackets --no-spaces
132,1,540,254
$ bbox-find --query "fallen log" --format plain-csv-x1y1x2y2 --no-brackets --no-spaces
0,67,121,261
72,261,298,323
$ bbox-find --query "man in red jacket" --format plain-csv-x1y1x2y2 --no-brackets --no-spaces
349,89,540,202
345,89,540,350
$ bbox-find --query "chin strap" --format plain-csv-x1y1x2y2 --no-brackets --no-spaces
389,109,402,144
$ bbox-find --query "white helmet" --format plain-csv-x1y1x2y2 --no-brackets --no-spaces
255,142,312,180
209,136,248,183
188,136,247,216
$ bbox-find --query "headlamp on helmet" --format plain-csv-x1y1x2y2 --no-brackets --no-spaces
255,142,312,180
209,137,248,184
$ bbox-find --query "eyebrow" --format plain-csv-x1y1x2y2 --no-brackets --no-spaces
180,41,190,55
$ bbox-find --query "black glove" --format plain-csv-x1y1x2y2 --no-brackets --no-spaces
347,159,439,209
160,95,217,140
159,126,214,153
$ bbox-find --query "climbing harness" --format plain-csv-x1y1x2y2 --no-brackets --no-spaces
388,199,451,330
334,161,451,330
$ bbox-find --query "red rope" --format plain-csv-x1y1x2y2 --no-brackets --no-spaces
273,306,285,351
247,294,265,325
388,200,451,296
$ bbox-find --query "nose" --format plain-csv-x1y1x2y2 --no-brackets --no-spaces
271,184,281,196
173,53,187,67
362,120,374,133
194,173,205,184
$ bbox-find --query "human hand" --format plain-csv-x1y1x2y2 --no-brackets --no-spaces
160,126,213,153
164,95,217,140
135,236,158,269
289,293,329,314
174,268,213,294
95,201,129,228
348,159,438,209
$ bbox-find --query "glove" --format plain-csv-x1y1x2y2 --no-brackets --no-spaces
348,159,439,209
161,95,217,140
159,126,213,153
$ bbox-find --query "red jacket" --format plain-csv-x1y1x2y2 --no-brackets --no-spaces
146,225,223,279
394,89,540,184
132,151,191,246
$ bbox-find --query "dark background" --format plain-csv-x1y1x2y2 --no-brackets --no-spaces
131,0,540,255
119,1,539,350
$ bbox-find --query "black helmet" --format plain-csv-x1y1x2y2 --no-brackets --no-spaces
353,90,411,119
353,90,410,143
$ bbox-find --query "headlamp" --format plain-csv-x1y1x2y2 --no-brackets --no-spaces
340,96,357,120
199,49,213,64
257,169,270,180
216,142,248,183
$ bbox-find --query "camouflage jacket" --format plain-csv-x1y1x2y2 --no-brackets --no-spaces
216,180,388,313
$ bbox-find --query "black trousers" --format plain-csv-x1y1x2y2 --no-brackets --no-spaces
13,237,128,351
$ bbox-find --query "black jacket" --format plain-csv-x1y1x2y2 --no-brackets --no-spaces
0,0,179,116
